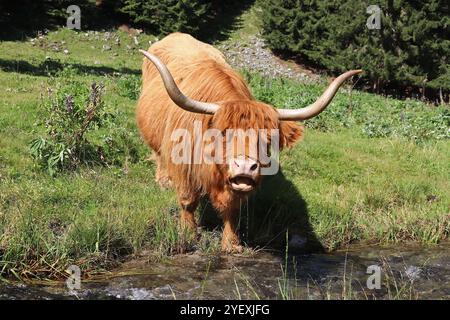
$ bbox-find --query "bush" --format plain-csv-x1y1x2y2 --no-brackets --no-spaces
29,69,140,175
0,0,126,37
258,0,450,94
117,0,212,36
117,74,141,100
115,0,245,38
0,0,88,32
0,0,245,40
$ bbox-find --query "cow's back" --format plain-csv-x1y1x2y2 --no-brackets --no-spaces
136,33,252,154
144,33,227,77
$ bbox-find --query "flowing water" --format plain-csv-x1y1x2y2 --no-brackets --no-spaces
1,242,448,300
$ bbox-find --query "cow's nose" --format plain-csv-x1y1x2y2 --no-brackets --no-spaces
231,157,259,175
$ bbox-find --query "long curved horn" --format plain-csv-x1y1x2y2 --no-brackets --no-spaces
139,49,219,115
277,70,363,121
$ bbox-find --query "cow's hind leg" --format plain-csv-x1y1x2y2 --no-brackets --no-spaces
178,192,200,232
151,153,172,189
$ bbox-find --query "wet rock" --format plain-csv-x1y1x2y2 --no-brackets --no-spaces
104,32,111,41
405,266,422,280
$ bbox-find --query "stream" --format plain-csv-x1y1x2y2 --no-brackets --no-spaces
1,242,448,300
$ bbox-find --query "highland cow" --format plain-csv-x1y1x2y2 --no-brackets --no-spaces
136,33,361,252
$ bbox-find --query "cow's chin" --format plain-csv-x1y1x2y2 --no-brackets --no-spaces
229,175,256,193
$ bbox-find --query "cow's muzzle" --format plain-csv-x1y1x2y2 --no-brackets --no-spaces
228,156,259,193
229,175,257,193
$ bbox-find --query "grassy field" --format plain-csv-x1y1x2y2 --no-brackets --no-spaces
0,26,448,280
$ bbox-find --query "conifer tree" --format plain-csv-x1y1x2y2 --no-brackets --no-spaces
259,0,449,92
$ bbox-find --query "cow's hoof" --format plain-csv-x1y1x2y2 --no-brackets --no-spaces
222,243,244,254
179,219,197,233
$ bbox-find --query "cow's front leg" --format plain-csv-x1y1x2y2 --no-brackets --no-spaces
221,210,243,253
210,189,243,253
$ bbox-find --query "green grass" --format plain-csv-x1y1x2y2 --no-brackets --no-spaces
0,27,449,280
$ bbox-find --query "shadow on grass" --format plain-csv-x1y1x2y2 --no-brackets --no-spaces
0,0,255,44
0,0,125,41
198,0,255,43
0,58,140,77
199,168,324,254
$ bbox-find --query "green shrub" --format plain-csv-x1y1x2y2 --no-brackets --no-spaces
118,0,213,37
29,69,140,175
0,0,89,31
258,0,449,93
114,0,245,38
117,74,141,100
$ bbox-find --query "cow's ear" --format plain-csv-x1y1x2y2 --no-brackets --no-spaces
279,121,304,149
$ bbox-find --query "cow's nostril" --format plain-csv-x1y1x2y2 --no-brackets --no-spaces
250,163,258,171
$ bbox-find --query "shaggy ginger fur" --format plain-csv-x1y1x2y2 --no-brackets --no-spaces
136,33,303,252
